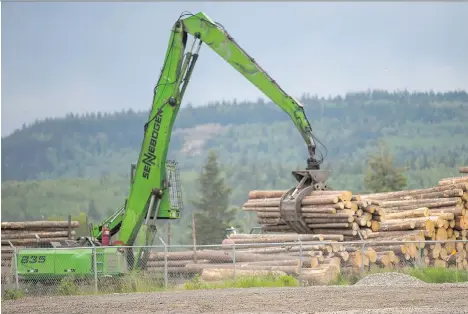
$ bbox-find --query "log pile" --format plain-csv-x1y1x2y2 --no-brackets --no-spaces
144,236,342,284
242,190,383,238
236,173,468,272
221,233,394,272
1,220,80,247
216,231,467,275
357,174,468,269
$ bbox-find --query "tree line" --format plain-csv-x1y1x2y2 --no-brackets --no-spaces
2,90,467,182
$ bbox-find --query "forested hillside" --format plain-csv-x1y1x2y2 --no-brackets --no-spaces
2,90,468,232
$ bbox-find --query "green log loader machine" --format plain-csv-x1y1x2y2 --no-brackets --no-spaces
15,11,330,282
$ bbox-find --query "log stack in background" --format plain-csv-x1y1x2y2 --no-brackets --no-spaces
1,220,80,247
1,220,81,275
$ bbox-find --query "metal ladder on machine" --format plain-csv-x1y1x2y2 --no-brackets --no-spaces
95,248,105,276
135,159,185,270
90,242,106,278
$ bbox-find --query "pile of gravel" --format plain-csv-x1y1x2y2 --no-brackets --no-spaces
355,272,427,287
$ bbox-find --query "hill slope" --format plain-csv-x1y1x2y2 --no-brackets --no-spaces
2,90,468,225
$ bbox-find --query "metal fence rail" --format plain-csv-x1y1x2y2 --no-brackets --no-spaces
2,239,467,297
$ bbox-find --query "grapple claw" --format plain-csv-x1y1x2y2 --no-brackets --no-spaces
279,169,332,233
291,169,331,191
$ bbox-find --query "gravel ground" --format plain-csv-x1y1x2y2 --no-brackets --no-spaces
354,272,426,286
3,283,468,314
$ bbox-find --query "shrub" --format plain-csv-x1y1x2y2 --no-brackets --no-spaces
57,276,78,295
3,289,24,300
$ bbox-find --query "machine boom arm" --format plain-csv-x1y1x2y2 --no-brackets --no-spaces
116,12,327,247
185,13,318,164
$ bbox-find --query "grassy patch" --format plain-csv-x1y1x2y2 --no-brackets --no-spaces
408,267,468,283
2,289,24,300
57,277,79,296
184,273,299,290
117,272,165,293
95,271,168,294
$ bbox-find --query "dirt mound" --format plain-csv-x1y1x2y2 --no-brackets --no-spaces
355,272,426,287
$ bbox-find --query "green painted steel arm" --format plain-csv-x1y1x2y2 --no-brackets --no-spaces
115,11,322,246
91,205,125,240
116,18,189,246
180,12,319,167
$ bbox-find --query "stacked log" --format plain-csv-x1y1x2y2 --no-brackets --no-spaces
1,221,80,256
459,166,468,175
221,232,411,272
361,178,467,232
334,175,467,269
1,220,80,247
144,240,342,284
237,173,468,272
242,190,383,239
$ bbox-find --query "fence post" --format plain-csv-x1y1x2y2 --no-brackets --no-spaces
92,246,98,294
418,240,422,266
360,241,365,276
14,248,19,290
9,241,19,290
159,237,168,289
232,243,236,281
164,244,168,289
298,239,303,281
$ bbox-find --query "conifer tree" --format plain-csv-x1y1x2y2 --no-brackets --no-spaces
364,140,408,193
191,150,238,245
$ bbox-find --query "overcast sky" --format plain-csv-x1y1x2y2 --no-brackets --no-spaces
2,2,467,136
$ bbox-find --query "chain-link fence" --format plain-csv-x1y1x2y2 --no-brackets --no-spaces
2,239,467,297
